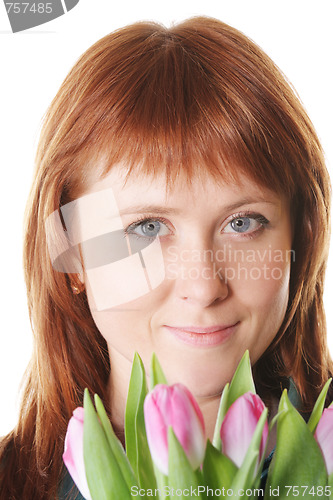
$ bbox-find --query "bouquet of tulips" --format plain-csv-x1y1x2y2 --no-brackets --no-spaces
63,351,333,499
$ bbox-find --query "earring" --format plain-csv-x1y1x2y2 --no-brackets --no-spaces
72,283,83,295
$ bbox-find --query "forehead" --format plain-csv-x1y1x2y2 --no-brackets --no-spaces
82,163,284,210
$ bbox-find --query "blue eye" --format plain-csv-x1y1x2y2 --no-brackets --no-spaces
231,217,251,233
139,221,161,237
224,214,269,234
126,219,171,239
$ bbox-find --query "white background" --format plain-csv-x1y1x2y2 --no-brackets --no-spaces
0,0,332,436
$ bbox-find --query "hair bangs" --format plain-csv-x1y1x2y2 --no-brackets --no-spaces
62,19,298,198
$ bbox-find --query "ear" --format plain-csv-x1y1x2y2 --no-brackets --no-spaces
73,244,85,286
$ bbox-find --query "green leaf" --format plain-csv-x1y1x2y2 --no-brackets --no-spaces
94,394,138,490
328,473,333,498
150,352,168,389
228,350,256,408
307,378,332,433
264,390,327,500
83,389,131,500
168,428,203,499
151,466,168,500
202,440,238,491
212,351,255,452
125,352,157,492
212,383,229,451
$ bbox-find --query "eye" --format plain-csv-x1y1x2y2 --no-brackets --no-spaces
126,218,171,239
224,214,269,235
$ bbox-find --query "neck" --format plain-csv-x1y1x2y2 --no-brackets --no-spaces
194,394,222,441
107,351,222,446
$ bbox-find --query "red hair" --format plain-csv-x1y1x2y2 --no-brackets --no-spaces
1,17,331,498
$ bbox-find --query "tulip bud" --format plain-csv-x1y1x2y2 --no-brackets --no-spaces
314,407,333,475
220,392,268,468
63,407,92,500
144,384,205,475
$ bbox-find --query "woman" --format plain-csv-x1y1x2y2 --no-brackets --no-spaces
0,16,331,499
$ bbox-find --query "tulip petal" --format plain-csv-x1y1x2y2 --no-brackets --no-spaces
170,385,205,470
144,388,169,475
315,407,333,475
144,383,205,475
63,407,92,500
220,392,267,469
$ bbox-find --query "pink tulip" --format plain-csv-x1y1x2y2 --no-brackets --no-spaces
220,392,268,468
315,407,333,475
144,383,206,475
63,407,92,500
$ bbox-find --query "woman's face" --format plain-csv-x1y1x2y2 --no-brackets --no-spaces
78,165,292,399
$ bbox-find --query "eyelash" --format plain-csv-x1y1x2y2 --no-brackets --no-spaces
124,211,270,239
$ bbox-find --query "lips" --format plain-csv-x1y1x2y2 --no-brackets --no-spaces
163,323,239,347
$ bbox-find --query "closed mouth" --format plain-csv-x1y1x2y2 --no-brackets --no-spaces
163,322,239,346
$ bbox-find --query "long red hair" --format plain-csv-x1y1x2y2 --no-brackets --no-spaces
1,17,331,498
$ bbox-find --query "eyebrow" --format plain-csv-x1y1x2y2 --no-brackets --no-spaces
118,197,279,216
119,205,181,216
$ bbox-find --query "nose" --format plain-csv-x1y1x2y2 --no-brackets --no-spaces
168,245,229,307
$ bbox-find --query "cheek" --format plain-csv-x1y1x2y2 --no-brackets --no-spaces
81,234,167,316
238,260,290,303
84,269,170,347
255,263,290,329
226,247,291,332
